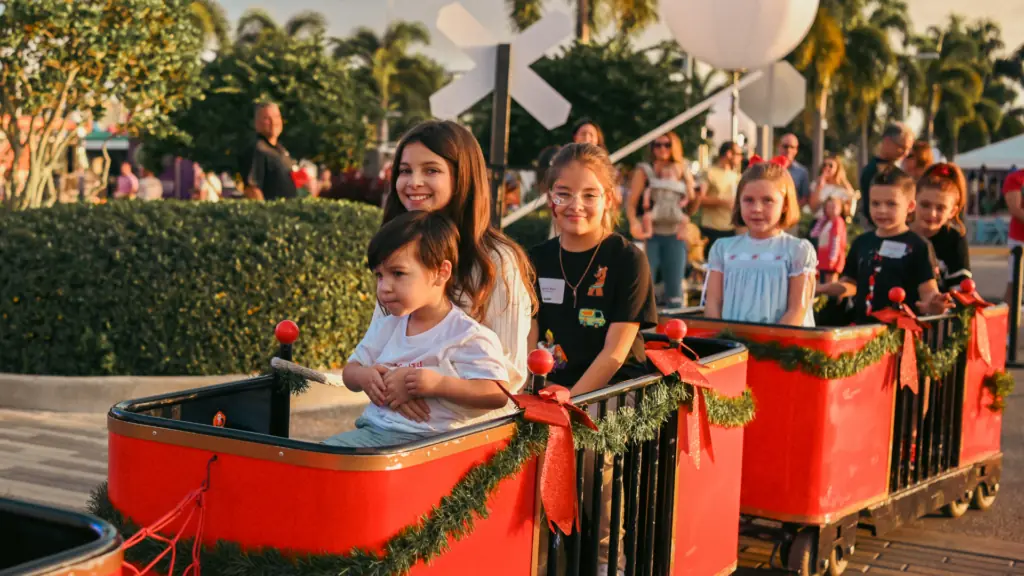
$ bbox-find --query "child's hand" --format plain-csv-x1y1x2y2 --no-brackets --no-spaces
394,399,431,423
359,364,388,406
917,291,954,315
382,367,415,407
405,368,445,399
675,216,692,241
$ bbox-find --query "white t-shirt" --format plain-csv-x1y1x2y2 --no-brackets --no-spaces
351,305,512,434
368,246,533,394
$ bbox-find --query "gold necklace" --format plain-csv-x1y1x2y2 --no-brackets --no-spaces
559,235,605,308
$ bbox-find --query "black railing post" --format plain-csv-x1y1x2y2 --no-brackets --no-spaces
270,320,299,438
1009,245,1023,367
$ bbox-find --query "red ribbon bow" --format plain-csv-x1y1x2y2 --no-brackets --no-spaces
871,290,924,394
748,154,791,169
646,324,716,469
497,383,597,534
950,279,993,367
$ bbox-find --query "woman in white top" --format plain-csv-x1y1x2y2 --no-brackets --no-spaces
376,120,537,423
809,153,857,217
625,132,695,307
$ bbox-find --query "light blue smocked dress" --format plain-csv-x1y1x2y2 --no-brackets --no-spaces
703,233,818,327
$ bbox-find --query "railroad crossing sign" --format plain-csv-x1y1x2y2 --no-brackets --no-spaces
429,2,573,225
429,3,573,130
737,61,807,127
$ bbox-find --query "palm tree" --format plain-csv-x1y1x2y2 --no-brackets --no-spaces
790,4,845,175
507,0,658,41
234,9,328,47
913,20,981,143
839,24,895,168
189,0,230,49
331,21,434,150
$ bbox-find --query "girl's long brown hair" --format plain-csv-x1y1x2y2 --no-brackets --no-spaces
383,120,538,320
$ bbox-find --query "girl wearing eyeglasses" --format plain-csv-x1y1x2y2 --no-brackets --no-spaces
529,142,657,576
625,132,696,307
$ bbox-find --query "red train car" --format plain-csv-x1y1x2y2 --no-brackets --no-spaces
98,331,750,576
665,304,1008,576
1,497,123,575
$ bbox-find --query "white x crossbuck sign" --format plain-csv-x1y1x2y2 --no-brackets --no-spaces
429,3,573,130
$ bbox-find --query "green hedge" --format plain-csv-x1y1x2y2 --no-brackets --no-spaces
0,200,379,376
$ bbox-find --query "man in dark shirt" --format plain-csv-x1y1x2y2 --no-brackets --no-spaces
859,122,914,224
243,102,297,201
778,133,810,204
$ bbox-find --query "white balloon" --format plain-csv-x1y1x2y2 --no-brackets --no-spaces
661,0,820,71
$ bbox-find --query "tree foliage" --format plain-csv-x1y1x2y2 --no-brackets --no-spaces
468,39,718,168
332,21,445,147
140,31,377,175
0,0,205,210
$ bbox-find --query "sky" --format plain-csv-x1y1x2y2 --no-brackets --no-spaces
220,0,1024,70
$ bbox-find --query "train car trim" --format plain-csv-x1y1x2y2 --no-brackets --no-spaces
0,497,123,576
41,547,123,576
663,317,886,341
107,417,518,471
739,492,890,527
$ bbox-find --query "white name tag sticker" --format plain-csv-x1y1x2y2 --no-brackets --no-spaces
539,277,565,304
878,240,907,259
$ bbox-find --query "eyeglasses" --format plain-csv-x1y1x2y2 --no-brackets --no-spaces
551,190,603,207
652,142,672,149
780,144,797,150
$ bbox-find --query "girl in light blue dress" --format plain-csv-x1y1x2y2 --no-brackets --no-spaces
702,158,818,327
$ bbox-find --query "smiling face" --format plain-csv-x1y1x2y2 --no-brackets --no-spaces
374,242,450,317
395,142,454,213
914,186,958,235
869,185,915,234
652,136,673,162
550,160,608,239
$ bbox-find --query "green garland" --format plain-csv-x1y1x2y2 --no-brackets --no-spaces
721,306,974,381
89,374,754,576
983,370,1015,412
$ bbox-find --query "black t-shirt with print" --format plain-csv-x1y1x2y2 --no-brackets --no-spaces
529,233,659,388
924,225,971,291
841,230,937,323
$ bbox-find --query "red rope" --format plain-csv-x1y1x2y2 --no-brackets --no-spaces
121,455,217,576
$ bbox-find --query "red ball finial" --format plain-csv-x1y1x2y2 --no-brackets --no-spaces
888,287,906,305
275,320,300,345
960,278,976,294
528,348,554,376
665,319,687,341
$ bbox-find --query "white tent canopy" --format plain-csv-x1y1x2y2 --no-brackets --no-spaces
954,134,1024,170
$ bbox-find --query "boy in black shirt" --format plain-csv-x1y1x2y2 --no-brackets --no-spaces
819,166,952,323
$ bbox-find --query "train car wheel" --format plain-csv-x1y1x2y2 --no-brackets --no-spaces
784,532,814,576
942,494,971,518
827,546,848,576
971,484,997,511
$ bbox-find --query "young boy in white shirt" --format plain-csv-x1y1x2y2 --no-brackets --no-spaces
325,211,513,448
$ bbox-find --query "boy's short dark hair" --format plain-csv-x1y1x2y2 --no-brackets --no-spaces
367,211,460,274
871,165,916,199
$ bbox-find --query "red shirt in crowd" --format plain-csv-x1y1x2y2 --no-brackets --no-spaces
1004,170,1024,242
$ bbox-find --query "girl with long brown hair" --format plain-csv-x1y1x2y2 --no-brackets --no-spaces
378,120,537,422
910,162,971,290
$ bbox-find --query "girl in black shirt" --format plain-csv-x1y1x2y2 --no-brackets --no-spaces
910,163,971,291
529,143,658,395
